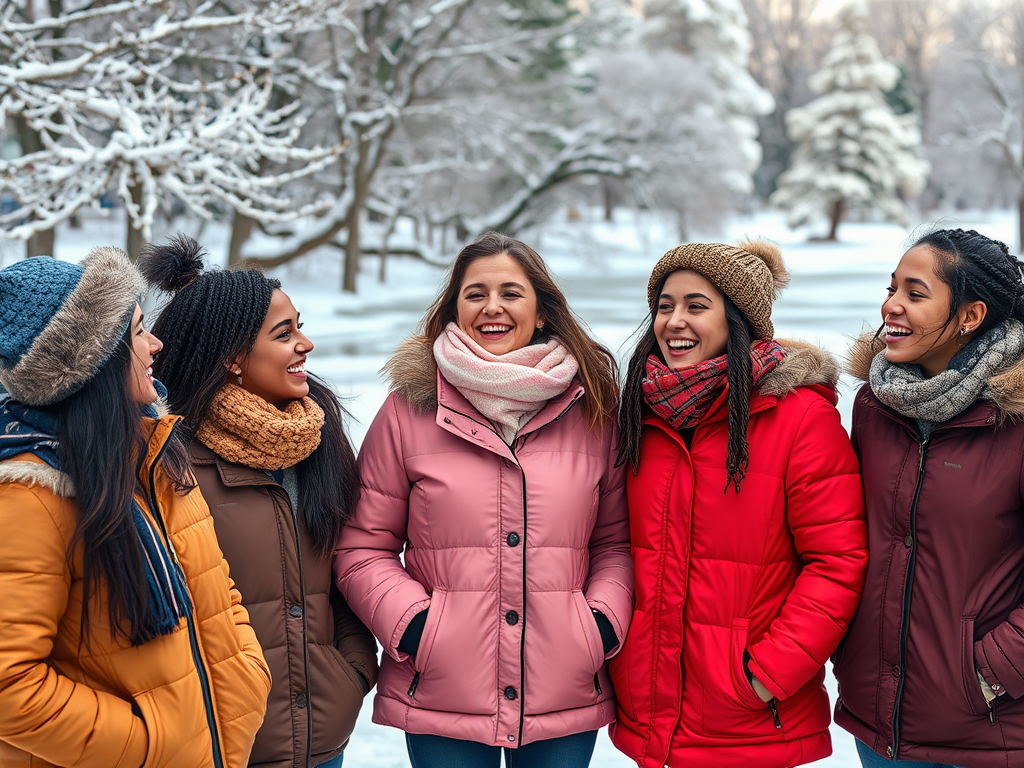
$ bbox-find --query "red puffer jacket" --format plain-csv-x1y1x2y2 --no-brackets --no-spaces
609,341,868,768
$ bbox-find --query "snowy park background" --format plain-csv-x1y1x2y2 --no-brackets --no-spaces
2,204,1017,767
4,0,1024,764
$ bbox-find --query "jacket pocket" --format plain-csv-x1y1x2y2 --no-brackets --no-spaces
961,616,991,716
699,619,782,738
572,589,606,674
411,588,447,677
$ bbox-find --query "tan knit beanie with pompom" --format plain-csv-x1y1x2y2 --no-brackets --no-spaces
646,239,790,339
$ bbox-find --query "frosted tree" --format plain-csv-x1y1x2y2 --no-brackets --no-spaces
771,0,929,240
0,0,341,258
641,0,775,205
232,0,645,291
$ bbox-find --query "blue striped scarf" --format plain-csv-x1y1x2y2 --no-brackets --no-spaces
0,388,192,643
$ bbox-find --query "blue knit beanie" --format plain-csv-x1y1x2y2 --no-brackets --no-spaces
0,247,145,406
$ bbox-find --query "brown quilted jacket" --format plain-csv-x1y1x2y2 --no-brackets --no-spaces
190,442,378,768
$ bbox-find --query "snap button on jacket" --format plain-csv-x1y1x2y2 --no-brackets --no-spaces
333,337,634,747
0,416,272,768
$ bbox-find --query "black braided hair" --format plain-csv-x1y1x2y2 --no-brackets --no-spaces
618,281,755,493
141,235,359,556
913,228,1024,335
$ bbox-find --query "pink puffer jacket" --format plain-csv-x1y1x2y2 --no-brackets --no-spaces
333,336,633,747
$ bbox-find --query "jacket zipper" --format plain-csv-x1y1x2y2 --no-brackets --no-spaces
275,482,314,767
890,436,929,760
594,673,602,695
768,699,782,730
147,425,225,768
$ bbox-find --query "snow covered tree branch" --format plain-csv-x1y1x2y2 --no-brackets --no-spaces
0,0,345,255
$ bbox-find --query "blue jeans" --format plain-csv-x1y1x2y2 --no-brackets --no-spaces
314,754,343,768
405,730,597,768
856,740,964,768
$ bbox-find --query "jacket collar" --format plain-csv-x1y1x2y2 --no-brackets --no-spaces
189,440,280,488
384,333,584,460
0,414,181,499
641,339,840,449
847,331,1024,425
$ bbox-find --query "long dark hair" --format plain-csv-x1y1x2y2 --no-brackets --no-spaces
618,274,755,492
143,235,358,557
52,323,194,645
913,228,1024,334
422,231,619,430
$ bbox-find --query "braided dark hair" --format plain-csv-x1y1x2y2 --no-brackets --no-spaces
618,280,755,493
913,228,1024,335
142,235,359,557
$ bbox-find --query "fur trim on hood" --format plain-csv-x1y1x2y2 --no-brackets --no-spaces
383,334,839,414
758,339,840,397
846,331,1024,419
0,459,74,498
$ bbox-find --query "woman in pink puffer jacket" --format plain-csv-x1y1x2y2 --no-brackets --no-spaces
333,231,633,768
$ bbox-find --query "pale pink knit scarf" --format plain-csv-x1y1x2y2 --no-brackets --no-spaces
433,322,579,444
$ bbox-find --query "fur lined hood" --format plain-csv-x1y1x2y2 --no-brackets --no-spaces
382,334,839,413
0,402,171,499
847,331,1024,419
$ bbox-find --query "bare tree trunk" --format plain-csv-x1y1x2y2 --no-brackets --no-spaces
342,134,370,293
126,183,146,260
228,213,258,266
826,198,845,241
1018,193,1024,254
27,230,55,258
14,116,56,257
603,180,615,222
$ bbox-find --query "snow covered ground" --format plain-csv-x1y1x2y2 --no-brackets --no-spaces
15,207,1018,767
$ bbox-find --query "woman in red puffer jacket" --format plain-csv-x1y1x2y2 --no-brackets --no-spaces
609,240,868,768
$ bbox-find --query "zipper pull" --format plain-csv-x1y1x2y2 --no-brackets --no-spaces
988,703,996,724
768,699,782,730
408,671,420,697
918,437,930,471
594,673,603,696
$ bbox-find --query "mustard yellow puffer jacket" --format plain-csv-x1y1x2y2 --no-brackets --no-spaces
0,416,271,768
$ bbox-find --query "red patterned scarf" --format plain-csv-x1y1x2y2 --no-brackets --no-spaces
643,339,787,432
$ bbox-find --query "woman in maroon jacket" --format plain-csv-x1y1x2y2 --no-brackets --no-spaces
610,240,867,768
835,228,1024,768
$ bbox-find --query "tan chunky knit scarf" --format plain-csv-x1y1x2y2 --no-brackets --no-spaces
196,383,324,470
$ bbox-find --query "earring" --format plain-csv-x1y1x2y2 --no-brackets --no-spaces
960,326,970,336
233,366,243,386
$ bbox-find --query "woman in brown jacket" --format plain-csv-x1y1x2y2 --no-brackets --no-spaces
0,247,271,768
142,236,377,768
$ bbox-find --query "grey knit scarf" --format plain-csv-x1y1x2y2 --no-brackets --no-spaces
869,319,1024,432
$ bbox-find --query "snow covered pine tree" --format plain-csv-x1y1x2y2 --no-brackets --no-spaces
770,0,929,241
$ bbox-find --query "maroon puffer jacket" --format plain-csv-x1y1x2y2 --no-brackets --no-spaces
835,336,1024,767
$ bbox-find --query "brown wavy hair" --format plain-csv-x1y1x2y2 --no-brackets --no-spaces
422,231,619,430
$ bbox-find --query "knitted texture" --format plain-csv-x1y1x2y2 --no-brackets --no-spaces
646,240,790,339
0,248,144,405
432,322,579,444
196,383,324,470
869,319,1024,427
642,339,787,432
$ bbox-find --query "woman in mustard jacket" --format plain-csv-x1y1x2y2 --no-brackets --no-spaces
0,247,271,768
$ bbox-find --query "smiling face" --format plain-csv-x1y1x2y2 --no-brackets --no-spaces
455,252,543,355
232,289,313,409
654,269,729,368
882,245,987,377
128,303,163,404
